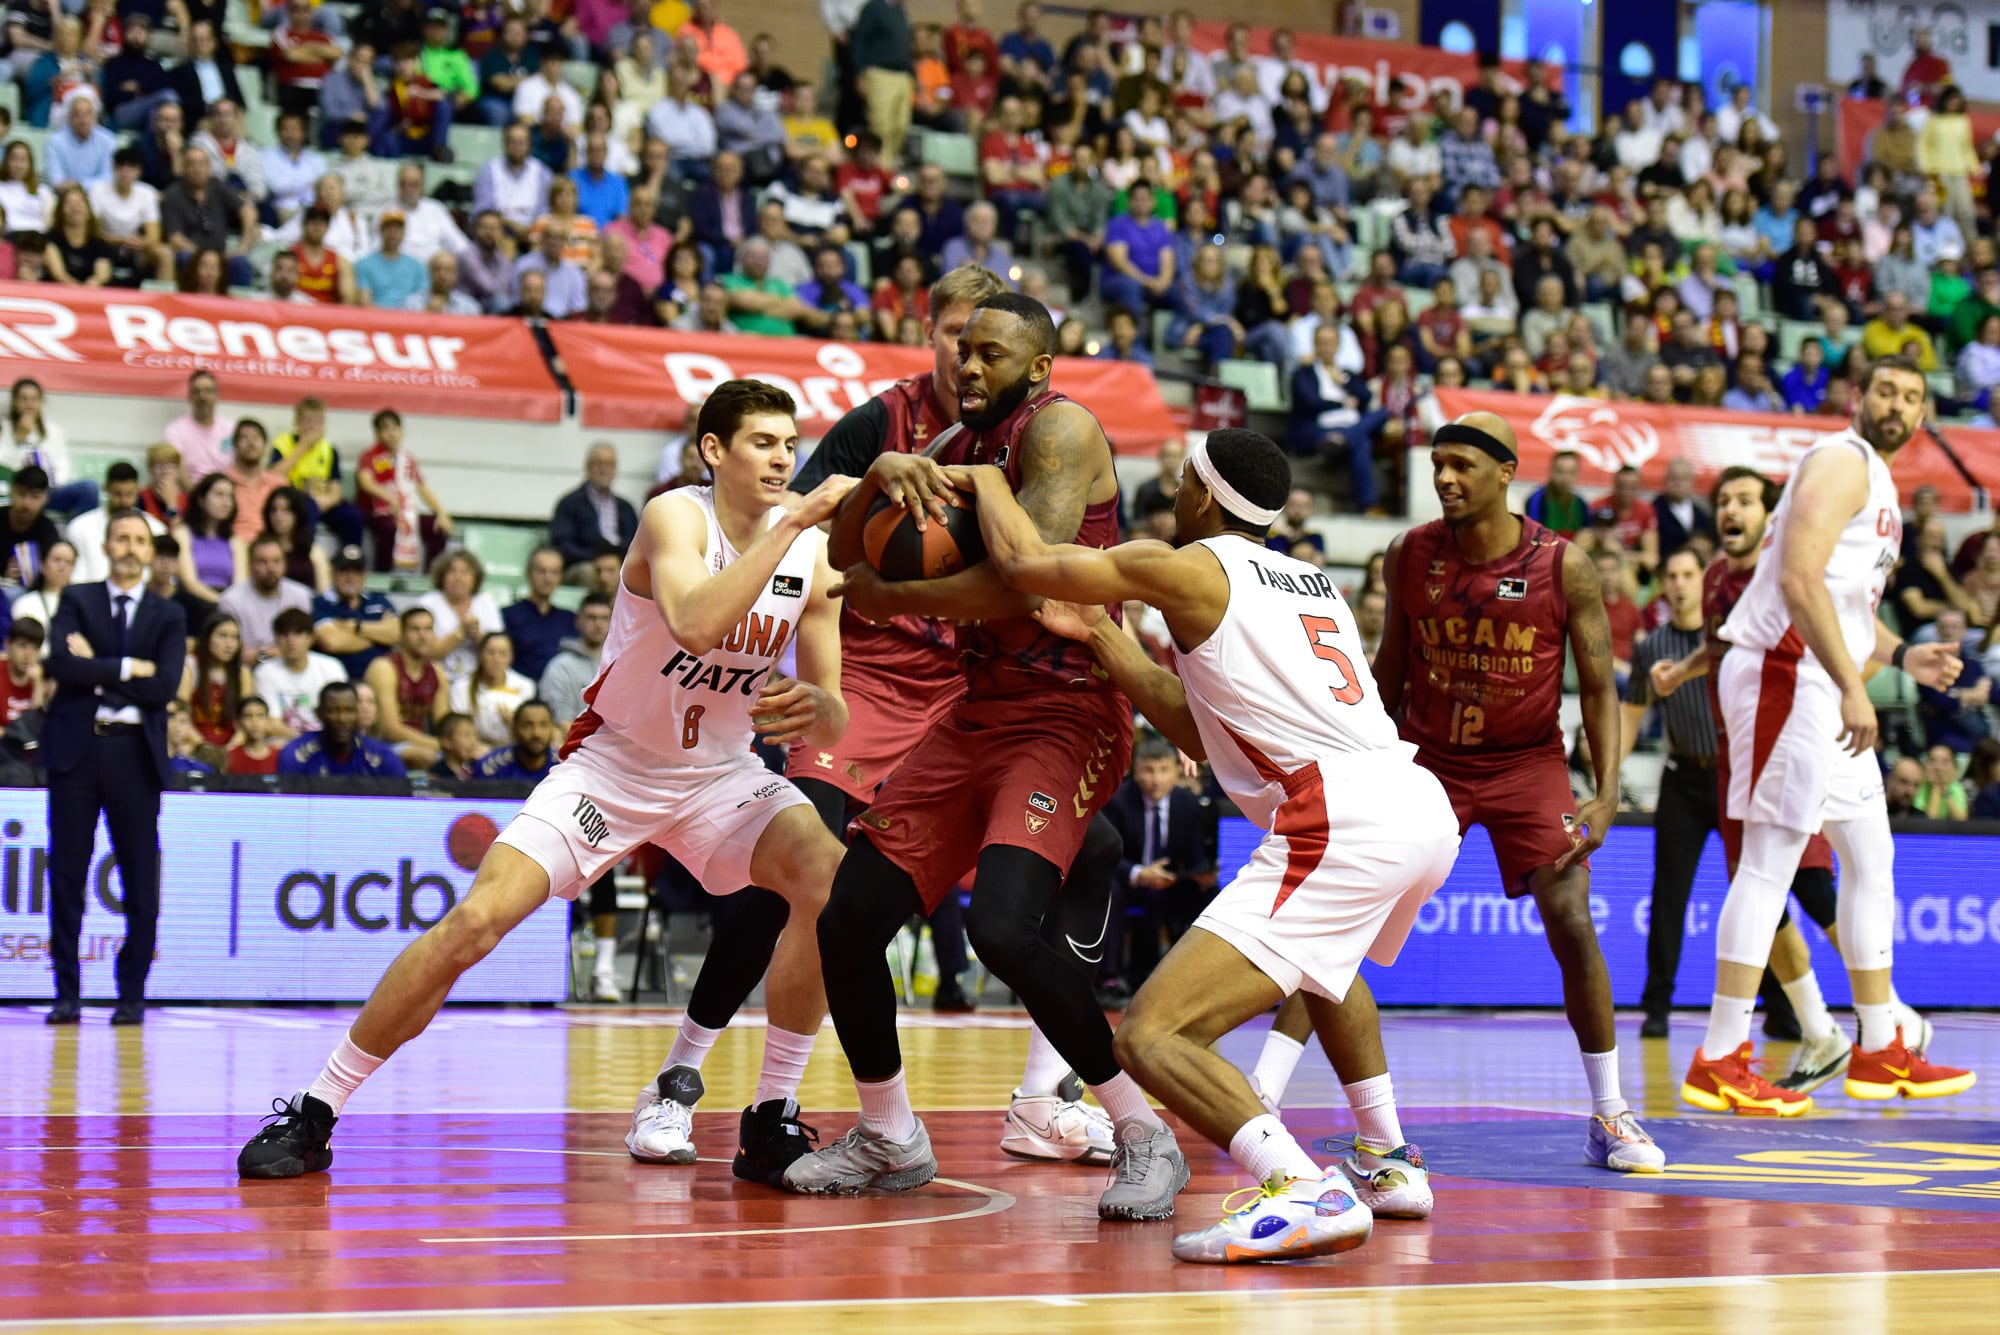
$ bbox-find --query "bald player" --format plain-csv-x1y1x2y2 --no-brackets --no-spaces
1375,411,1663,1172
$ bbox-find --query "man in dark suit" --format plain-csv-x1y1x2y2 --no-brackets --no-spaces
43,512,188,1026
549,443,639,578
1100,737,1216,991
165,20,248,134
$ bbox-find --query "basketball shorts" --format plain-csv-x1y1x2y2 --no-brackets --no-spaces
784,655,964,804
856,688,1134,911
1719,647,1883,832
1195,752,1461,1003
496,728,812,900
1714,721,1836,875
1416,745,1585,895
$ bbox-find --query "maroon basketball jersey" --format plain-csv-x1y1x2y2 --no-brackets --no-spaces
843,374,962,688
1702,556,1755,740
1396,515,1569,757
933,388,1123,697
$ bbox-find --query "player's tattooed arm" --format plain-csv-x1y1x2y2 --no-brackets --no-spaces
1560,541,1619,863
1012,402,1102,546
1371,534,1412,718
954,461,1185,607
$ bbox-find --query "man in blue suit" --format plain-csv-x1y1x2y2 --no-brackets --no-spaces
44,511,188,1026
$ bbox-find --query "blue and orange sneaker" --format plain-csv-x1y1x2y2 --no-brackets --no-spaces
1681,1043,1812,1117
1170,1168,1373,1264
1585,1110,1666,1172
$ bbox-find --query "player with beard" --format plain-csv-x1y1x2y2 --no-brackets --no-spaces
1373,411,1665,1174
1647,468,1928,1095
1684,357,1974,1114
949,427,1459,1263
783,293,1186,1221
627,266,1125,1172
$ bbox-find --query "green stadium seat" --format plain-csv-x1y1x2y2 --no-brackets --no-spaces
448,124,505,165
1401,287,1436,317
0,82,19,122
845,241,872,287
13,126,47,168
1927,371,1956,399
1215,359,1285,413
423,159,478,193
1777,319,1822,362
1580,302,1615,348
922,133,978,179
549,584,586,612
237,65,265,110
461,522,543,586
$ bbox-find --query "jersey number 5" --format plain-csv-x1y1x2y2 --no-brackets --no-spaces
1300,614,1366,705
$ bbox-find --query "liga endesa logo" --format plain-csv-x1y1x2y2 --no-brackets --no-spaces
273,813,498,934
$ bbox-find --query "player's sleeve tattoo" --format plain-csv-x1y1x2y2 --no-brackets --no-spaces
1013,404,1098,545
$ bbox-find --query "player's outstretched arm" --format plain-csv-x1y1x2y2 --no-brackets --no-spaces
1372,535,1413,718
646,479,856,654
754,537,850,748
1559,542,1619,866
1036,600,1207,761
956,462,1183,606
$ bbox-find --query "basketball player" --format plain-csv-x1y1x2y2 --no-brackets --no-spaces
237,382,856,1180
1646,467,1926,1096
1684,357,1975,1114
1372,411,1665,1173
782,294,1184,1220
634,266,1123,1169
949,427,1459,1263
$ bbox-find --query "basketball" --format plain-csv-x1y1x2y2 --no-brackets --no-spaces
861,491,987,581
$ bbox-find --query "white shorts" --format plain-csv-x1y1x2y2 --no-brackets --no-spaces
1194,755,1461,1002
1720,647,1884,832
494,728,812,900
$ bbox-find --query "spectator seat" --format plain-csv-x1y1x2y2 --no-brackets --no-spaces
460,521,543,592
449,124,505,166
1866,664,1924,753
549,584,586,612
424,160,480,193
921,133,979,180
1215,358,1285,413
1777,319,1822,363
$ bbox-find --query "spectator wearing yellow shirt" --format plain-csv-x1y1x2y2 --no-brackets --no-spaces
269,396,365,548
1861,290,1938,370
782,82,843,166
1920,85,1980,237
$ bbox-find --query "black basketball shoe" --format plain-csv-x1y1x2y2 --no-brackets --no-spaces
732,1098,819,1187
237,1093,338,1179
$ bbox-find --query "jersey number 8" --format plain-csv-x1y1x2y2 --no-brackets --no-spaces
1300,614,1366,706
682,705,705,749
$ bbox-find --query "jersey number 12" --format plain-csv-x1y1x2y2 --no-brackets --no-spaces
1299,614,1366,705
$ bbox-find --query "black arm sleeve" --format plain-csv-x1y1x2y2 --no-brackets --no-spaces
792,397,889,493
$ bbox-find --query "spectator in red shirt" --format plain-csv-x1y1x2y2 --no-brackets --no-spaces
227,695,282,774
0,621,46,722
385,43,453,163
979,94,1045,237
870,251,931,341
949,46,1000,137
944,0,998,73
835,132,895,231
1595,547,1646,683
1590,465,1661,578
355,409,453,573
1446,183,1511,264
270,0,343,120
1900,27,1953,105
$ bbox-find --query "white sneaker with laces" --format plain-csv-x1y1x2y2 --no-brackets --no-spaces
1584,1109,1665,1173
1337,1143,1433,1219
1000,1075,1114,1165
1170,1168,1373,1264
625,1063,701,1164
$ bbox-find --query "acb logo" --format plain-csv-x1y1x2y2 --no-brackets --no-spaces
274,813,497,933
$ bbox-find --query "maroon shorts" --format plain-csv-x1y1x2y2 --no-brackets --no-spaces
1416,746,1585,896
1714,738,1836,875
785,657,964,804
855,688,1133,910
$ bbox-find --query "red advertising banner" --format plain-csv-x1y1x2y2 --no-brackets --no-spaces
0,282,562,421
1186,22,1538,114
1836,98,2000,181
547,323,1184,453
1430,388,1997,510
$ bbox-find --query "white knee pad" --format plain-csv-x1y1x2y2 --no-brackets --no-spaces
1717,822,1812,969
1826,810,1896,973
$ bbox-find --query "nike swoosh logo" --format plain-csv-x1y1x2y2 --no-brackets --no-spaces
1884,1065,1912,1078
1065,893,1115,964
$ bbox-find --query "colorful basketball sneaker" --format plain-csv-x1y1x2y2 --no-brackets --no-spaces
1336,1142,1433,1219
1171,1169,1374,1264
1844,1031,1977,1101
1585,1110,1666,1172
1775,1029,1852,1094
1680,1043,1813,1117
626,1062,702,1163
1000,1073,1115,1165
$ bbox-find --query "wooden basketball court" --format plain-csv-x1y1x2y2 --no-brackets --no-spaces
3,1006,1998,1333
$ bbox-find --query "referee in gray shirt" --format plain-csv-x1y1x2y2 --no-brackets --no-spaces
1620,549,1719,1038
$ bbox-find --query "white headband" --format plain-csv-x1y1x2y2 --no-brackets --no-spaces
1188,435,1281,526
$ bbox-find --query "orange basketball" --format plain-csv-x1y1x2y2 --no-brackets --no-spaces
861,493,987,581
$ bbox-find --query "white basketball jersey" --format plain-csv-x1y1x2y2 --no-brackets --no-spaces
580,487,823,765
1173,537,1407,830
1722,431,1902,670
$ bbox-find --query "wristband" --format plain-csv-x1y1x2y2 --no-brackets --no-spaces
1892,641,1910,671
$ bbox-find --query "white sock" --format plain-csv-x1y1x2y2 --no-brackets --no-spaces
305,1030,385,1116
1781,973,1837,1042
753,1025,817,1107
1340,1073,1403,1151
1702,993,1756,1062
1579,1049,1625,1119
593,935,619,982
1229,1112,1321,1185
856,1069,918,1143
1087,1071,1165,1134
1251,1031,1306,1109
1857,1001,1899,1052
1018,1023,1069,1097
665,1017,722,1074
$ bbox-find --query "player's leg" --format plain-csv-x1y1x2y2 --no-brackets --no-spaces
1116,929,1369,1263
1826,804,1975,1100
1787,855,1929,1050
236,842,559,1179
1302,978,1431,1220
1247,993,1315,1113
964,843,1189,1220
1639,761,1713,1036
1768,891,1851,1095
586,873,622,1002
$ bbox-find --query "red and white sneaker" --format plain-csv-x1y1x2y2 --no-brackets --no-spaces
1844,1031,1977,1101
1680,1043,1813,1117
